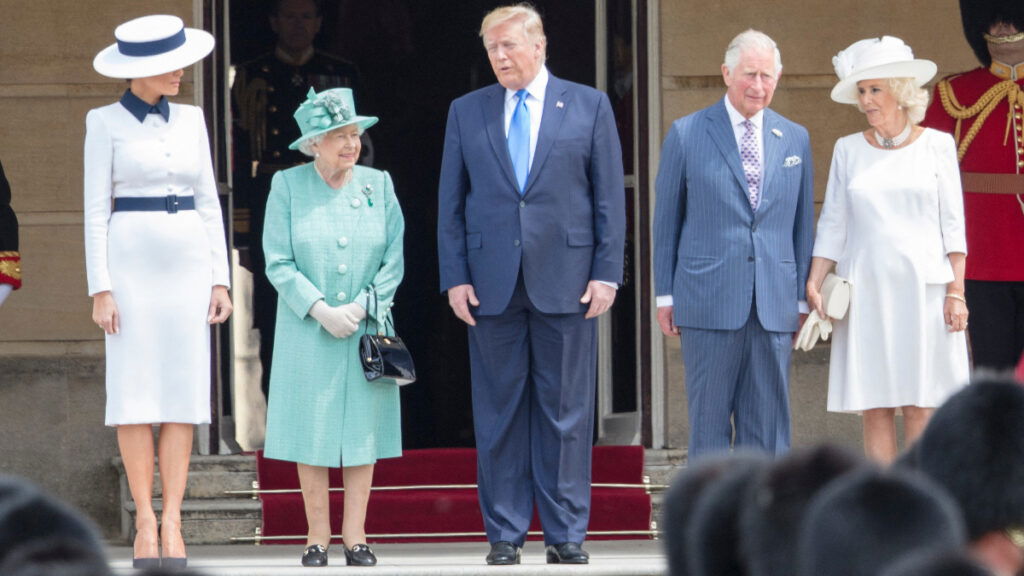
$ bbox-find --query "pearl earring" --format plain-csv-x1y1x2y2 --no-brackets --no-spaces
315,152,320,158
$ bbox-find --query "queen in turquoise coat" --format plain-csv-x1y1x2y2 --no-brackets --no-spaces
262,87,403,567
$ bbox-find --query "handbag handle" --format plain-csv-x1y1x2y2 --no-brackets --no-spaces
363,285,394,336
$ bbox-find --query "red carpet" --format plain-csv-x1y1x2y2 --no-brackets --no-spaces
256,447,652,544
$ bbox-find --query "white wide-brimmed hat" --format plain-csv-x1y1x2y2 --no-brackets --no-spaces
830,36,936,104
93,15,214,79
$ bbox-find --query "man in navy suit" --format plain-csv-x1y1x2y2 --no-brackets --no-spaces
437,4,625,566
653,29,814,460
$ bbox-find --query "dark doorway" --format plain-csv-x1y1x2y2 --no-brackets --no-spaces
229,1,614,448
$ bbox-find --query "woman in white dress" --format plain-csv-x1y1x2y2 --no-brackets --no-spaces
84,15,232,568
807,37,969,464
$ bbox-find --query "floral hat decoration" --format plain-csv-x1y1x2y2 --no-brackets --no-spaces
288,87,379,150
830,36,936,104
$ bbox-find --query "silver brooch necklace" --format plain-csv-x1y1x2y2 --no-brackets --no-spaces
874,122,912,149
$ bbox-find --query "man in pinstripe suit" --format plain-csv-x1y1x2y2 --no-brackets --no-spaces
653,29,814,460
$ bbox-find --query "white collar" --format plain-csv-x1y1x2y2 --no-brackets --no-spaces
505,65,550,103
724,96,765,129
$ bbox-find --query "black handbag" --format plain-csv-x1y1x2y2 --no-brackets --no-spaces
359,286,416,386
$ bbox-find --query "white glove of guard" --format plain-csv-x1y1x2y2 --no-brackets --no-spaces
309,300,366,339
794,310,834,352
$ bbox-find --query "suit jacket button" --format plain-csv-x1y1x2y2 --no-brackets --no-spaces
514,239,521,247
748,256,754,262
519,200,526,208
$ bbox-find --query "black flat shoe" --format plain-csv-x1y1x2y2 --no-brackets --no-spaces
344,543,377,566
546,542,589,564
132,558,160,569
161,557,187,570
486,541,521,565
301,544,328,567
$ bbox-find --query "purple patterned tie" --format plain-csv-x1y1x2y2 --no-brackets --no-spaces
741,119,761,211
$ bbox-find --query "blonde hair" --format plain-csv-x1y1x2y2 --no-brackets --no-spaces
887,77,929,125
479,3,547,55
853,78,929,125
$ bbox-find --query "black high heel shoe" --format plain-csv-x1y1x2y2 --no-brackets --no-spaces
344,543,377,566
301,544,328,567
132,558,160,569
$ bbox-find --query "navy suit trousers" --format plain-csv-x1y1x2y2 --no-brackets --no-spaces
468,274,597,546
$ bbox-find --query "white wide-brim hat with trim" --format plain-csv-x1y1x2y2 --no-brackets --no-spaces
830,36,937,104
93,15,214,79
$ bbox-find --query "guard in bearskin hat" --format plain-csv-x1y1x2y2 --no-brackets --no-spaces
915,379,1024,575
921,0,1024,372
797,468,966,576
0,160,20,307
739,444,865,576
684,453,770,576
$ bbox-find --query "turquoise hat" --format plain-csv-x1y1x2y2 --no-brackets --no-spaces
288,87,379,150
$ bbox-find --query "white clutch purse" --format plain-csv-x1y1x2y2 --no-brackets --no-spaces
794,273,852,352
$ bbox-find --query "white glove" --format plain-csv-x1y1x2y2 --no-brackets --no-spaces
309,300,364,339
794,310,834,352
0,284,12,307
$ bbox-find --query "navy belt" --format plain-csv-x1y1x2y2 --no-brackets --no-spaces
113,195,195,214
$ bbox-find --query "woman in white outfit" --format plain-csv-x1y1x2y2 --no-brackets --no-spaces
807,37,969,464
84,15,232,568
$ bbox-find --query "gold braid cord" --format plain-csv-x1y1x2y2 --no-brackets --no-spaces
0,250,21,287
938,78,1024,161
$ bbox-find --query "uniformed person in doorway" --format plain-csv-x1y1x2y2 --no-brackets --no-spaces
0,160,21,307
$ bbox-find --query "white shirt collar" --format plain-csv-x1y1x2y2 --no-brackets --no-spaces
723,96,765,129
505,65,549,104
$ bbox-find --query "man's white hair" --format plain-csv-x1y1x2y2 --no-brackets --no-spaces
723,29,783,76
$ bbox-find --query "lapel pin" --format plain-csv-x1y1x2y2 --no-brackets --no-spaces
771,128,783,138
556,101,564,109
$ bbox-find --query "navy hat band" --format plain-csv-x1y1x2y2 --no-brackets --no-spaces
117,27,186,57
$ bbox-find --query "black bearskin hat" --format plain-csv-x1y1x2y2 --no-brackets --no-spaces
960,0,1024,66
797,468,966,576
739,444,865,576
916,379,1024,540
662,452,765,576
685,453,770,576
0,475,107,571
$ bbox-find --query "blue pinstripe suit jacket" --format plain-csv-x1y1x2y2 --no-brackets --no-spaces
653,98,814,332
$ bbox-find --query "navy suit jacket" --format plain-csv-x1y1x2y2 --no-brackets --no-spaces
653,99,814,332
438,74,626,315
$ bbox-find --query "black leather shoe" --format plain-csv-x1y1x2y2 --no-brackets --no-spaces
486,541,521,565
344,543,377,566
546,542,589,564
301,544,328,567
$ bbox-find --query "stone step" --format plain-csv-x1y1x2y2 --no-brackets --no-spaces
116,455,258,501
123,498,262,545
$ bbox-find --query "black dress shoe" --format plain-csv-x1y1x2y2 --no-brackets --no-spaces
546,542,589,564
344,543,377,566
486,541,521,565
301,544,328,567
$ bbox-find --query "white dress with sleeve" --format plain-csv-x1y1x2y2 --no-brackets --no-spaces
83,102,230,426
812,128,969,412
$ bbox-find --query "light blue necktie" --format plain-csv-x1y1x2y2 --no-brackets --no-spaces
507,89,530,193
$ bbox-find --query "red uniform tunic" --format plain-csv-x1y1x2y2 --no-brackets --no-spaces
922,64,1024,281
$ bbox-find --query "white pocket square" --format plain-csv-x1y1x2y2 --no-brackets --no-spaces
783,156,802,167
